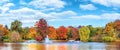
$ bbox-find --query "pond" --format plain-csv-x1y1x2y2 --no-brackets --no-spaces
0,42,120,50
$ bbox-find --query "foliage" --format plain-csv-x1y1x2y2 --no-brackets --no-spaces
68,26,79,40
79,26,90,42
103,22,115,37
28,27,37,39
1,18,120,42
102,36,115,42
21,27,29,40
67,29,72,39
35,35,42,42
87,25,96,37
57,26,68,40
48,26,57,40
10,31,21,42
95,27,103,35
10,20,22,33
0,24,9,42
113,20,120,38
36,18,48,39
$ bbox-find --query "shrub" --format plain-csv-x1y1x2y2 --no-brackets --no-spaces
102,36,115,42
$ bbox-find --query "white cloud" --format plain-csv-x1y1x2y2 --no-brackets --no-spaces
71,13,120,20
71,15,101,19
29,0,66,10
80,4,97,10
0,7,77,26
0,3,14,14
102,13,120,20
91,0,120,8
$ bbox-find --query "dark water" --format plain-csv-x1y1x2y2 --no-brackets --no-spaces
0,42,120,50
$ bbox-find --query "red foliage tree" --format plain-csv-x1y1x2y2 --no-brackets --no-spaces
114,20,120,31
35,35,42,42
35,18,48,39
57,26,68,40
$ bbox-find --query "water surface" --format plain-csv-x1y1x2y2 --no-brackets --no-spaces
0,42,120,50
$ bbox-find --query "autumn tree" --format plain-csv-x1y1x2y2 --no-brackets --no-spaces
68,26,79,40
35,18,48,40
27,27,37,39
57,26,68,40
48,26,57,40
102,22,116,42
10,31,21,42
114,20,120,38
79,26,90,42
0,24,9,42
103,22,115,37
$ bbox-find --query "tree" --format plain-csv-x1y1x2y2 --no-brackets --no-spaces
0,24,9,42
10,20,22,33
114,20,120,38
35,35,42,42
68,26,79,40
57,26,68,40
48,26,57,40
28,27,37,39
92,27,103,42
35,18,48,39
87,25,96,37
79,26,90,42
103,22,115,37
10,31,21,42
21,27,29,40
102,22,116,42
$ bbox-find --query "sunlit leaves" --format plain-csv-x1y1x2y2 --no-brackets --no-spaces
48,26,57,40
79,26,90,42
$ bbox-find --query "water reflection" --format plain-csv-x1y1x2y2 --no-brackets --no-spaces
0,42,120,50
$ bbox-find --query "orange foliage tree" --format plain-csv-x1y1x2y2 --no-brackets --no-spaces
48,26,57,40
28,27,37,39
0,24,8,35
57,26,68,40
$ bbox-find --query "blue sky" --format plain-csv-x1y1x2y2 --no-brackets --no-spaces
0,0,120,28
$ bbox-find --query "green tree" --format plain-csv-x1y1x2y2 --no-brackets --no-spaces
87,25,96,37
21,27,29,40
10,20,22,33
67,29,72,39
79,26,90,42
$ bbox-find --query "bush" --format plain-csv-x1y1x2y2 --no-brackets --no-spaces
88,38,93,42
102,36,115,42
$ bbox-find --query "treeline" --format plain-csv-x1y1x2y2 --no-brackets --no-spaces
0,18,120,42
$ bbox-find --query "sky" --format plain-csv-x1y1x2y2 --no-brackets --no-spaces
0,0,120,28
